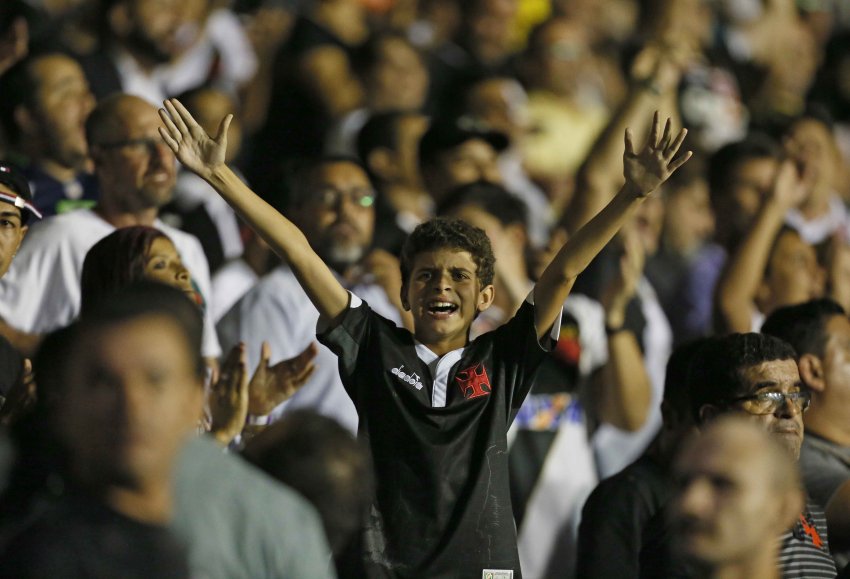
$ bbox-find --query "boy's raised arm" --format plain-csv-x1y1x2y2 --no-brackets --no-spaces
533,113,691,339
158,99,350,323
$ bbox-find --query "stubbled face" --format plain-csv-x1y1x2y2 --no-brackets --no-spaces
0,185,27,279
672,427,790,569
425,138,502,203
403,248,493,352
91,97,176,212
733,359,806,459
293,162,375,270
143,236,194,296
60,315,203,490
28,54,95,170
761,230,823,312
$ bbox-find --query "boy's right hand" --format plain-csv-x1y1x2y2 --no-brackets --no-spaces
158,98,233,182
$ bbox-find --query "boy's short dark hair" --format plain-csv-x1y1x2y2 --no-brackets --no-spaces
762,298,845,358
687,333,797,423
400,217,495,287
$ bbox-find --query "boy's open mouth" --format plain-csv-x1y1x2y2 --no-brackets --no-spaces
427,301,459,317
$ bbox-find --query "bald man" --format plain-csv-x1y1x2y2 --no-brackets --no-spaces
671,417,805,579
0,93,219,359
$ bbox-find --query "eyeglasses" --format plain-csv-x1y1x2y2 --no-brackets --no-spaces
94,137,165,155
727,390,812,415
311,187,375,209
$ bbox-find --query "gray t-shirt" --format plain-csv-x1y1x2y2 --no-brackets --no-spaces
172,436,335,579
800,432,850,571
800,433,850,511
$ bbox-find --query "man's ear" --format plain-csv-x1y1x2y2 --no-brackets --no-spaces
477,284,495,312
798,353,825,393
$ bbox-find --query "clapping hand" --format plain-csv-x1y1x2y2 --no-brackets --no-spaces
248,341,317,417
209,344,250,445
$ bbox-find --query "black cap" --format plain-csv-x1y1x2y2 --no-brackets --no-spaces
0,162,41,222
419,115,509,166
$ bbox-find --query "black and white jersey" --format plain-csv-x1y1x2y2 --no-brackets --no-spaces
319,295,558,578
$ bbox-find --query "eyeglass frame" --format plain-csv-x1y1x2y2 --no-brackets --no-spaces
308,186,376,210
725,389,812,415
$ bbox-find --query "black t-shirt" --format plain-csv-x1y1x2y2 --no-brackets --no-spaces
319,299,553,578
576,452,694,578
0,494,189,579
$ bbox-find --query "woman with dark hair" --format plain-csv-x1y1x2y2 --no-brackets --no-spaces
81,226,200,317
79,225,317,446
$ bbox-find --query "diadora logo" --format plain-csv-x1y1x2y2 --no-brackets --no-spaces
391,365,424,390
456,363,491,399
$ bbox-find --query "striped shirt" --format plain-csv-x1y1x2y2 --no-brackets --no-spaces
778,500,837,578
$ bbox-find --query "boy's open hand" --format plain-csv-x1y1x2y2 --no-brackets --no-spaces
158,98,232,181
623,112,691,197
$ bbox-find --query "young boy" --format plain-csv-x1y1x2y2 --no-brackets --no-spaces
158,101,690,578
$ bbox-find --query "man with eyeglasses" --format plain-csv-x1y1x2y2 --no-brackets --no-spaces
763,299,850,572
0,93,220,361
217,156,404,433
688,332,837,578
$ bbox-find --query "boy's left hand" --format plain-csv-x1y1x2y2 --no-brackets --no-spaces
623,112,691,197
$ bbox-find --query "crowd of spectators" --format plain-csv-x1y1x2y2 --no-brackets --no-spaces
0,0,848,577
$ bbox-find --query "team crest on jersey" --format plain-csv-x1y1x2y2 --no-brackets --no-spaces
391,365,424,390
456,363,491,399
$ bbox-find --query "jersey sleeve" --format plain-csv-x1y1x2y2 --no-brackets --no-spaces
317,293,399,408
491,295,562,417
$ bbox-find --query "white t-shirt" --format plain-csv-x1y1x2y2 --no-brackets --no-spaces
210,259,258,324
591,277,673,479
785,193,850,245
216,265,401,432
0,208,221,357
